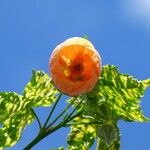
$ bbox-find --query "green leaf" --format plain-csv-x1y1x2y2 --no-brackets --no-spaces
83,100,112,121
84,65,150,122
96,137,120,150
23,70,58,107
0,71,58,149
67,65,150,150
67,116,96,150
0,92,33,149
96,123,120,150
98,124,117,146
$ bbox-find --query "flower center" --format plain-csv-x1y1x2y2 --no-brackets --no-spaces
69,61,84,81
71,62,83,73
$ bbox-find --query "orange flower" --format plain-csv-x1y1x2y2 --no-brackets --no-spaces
49,37,102,96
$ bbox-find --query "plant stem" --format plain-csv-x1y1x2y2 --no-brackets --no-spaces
23,121,63,150
43,93,62,129
23,135,42,150
64,99,83,122
31,108,42,130
24,98,79,150
23,111,80,150
46,102,72,129
24,97,83,149
47,98,83,129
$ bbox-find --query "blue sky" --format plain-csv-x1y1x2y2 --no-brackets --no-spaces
0,0,150,149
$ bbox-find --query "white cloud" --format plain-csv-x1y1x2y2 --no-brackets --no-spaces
121,0,150,29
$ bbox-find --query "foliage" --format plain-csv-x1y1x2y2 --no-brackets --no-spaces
0,71,58,149
83,65,149,122
66,65,150,150
0,65,150,149
67,116,96,150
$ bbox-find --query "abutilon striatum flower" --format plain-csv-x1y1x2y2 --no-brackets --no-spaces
49,37,102,96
